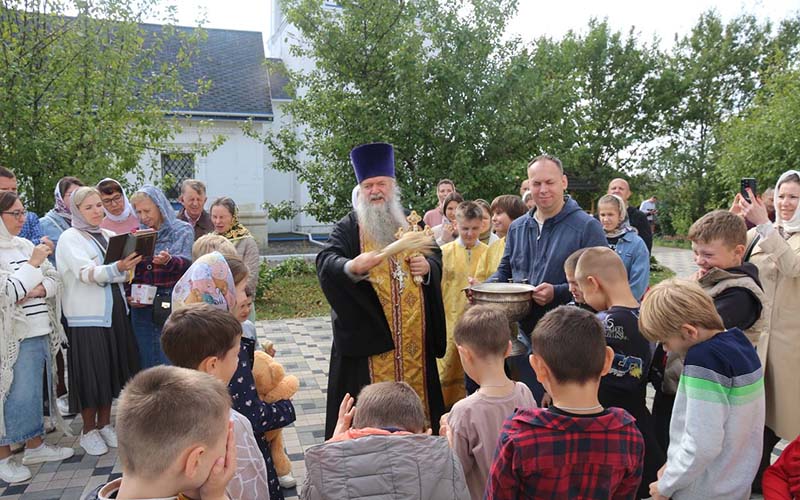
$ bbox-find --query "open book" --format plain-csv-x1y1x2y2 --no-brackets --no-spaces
103,229,157,264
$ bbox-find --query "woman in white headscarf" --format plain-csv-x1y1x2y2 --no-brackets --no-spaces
0,191,73,484
737,169,800,489
56,187,142,457
97,178,139,234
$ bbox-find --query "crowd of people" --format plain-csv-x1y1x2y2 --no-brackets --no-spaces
0,146,798,500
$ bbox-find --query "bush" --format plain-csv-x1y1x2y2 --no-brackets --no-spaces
256,257,315,298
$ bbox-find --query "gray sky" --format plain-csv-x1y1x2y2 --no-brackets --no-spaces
160,0,798,54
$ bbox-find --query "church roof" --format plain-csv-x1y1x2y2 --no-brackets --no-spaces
140,23,273,121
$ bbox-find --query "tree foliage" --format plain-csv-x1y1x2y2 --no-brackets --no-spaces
0,0,214,213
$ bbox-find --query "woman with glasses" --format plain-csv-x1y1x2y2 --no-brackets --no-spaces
97,178,139,234
0,191,74,484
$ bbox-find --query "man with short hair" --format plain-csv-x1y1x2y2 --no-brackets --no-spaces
639,194,658,238
490,154,607,402
317,143,447,439
0,166,45,245
608,178,653,252
176,179,213,240
423,179,455,228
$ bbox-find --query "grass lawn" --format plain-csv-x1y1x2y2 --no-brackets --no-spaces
255,272,329,320
654,235,692,250
649,266,676,287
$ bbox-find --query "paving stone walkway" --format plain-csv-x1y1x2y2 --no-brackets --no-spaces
0,247,783,499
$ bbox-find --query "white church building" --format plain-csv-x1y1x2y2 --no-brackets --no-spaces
134,3,340,250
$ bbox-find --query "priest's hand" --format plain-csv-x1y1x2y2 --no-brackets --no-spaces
407,255,430,277
348,251,382,275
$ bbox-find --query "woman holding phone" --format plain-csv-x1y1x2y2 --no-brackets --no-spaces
735,170,800,491
56,187,141,456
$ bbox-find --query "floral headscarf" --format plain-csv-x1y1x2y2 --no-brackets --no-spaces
53,180,73,224
214,199,252,242
171,252,236,312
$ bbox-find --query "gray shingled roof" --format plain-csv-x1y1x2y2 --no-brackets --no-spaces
140,23,273,121
266,57,292,101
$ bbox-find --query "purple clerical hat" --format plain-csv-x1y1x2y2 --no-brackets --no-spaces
350,143,395,183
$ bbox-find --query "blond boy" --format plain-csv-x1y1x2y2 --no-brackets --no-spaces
439,201,488,407
88,366,235,499
640,279,765,500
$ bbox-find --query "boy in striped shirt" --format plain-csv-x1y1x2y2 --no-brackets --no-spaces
640,279,765,500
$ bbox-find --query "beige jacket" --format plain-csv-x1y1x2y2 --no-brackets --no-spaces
748,227,800,439
234,236,260,293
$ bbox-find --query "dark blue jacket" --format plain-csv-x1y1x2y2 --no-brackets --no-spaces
490,196,607,332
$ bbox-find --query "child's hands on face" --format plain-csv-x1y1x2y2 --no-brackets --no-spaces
198,422,237,500
332,393,356,438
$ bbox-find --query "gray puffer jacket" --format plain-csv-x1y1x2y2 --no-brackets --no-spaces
300,434,470,500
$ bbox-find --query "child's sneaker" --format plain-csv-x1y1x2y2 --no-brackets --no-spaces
0,457,31,483
279,473,297,489
80,429,109,456
57,394,75,416
98,425,118,448
21,443,74,465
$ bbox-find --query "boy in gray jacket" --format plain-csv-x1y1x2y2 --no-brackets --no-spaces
301,382,469,500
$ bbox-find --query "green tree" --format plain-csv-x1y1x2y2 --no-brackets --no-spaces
0,0,215,213
718,67,800,191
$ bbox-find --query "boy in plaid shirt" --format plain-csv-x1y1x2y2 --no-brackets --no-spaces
486,306,644,500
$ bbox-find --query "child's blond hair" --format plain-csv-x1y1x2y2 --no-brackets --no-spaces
192,233,237,261
575,246,628,285
687,210,747,248
639,278,725,342
116,366,231,479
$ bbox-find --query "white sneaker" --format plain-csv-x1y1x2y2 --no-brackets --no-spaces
0,457,32,483
80,430,109,456
22,443,74,465
278,473,297,489
56,395,75,416
98,425,118,448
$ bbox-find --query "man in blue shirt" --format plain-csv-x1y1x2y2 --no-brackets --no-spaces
489,154,607,401
0,166,46,246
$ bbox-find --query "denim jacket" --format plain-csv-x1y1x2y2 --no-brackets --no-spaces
490,197,607,332
612,229,650,300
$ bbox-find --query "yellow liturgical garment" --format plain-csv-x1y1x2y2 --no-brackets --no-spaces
474,236,506,283
361,235,431,421
439,239,488,408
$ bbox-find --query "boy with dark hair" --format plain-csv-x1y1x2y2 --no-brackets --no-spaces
640,279,764,500
302,382,469,500
440,201,488,406
88,366,235,500
575,246,665,498
440,305,535,500
486,306,644,499
161,304,269,500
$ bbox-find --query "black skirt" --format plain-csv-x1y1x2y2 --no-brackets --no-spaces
67,285,140,412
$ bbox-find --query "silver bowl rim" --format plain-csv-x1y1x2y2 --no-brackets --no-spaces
469,282,536,293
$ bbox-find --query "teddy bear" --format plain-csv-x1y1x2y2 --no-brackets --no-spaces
252,350,300,479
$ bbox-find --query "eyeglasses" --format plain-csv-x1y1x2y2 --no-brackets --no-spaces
101,194,124,206
1,210,27,219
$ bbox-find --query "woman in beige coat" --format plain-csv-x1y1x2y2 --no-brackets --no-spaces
209,196,260,294
737,169,800,490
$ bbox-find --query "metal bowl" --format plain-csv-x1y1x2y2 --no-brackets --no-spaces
465,282,535,323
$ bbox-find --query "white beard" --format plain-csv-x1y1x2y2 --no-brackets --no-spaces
356,187,408,247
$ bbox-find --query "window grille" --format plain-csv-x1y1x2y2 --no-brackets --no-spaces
161,153,195,200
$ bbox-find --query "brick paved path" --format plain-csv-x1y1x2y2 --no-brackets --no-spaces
0,249,784,498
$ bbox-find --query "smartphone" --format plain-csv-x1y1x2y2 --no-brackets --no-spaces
741,178,757,202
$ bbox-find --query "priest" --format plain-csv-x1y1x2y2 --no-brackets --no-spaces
317,143,447,439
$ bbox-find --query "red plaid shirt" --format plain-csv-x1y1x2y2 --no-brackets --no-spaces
485,406,644,500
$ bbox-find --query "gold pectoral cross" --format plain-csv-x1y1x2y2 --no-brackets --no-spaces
394,210,433,286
